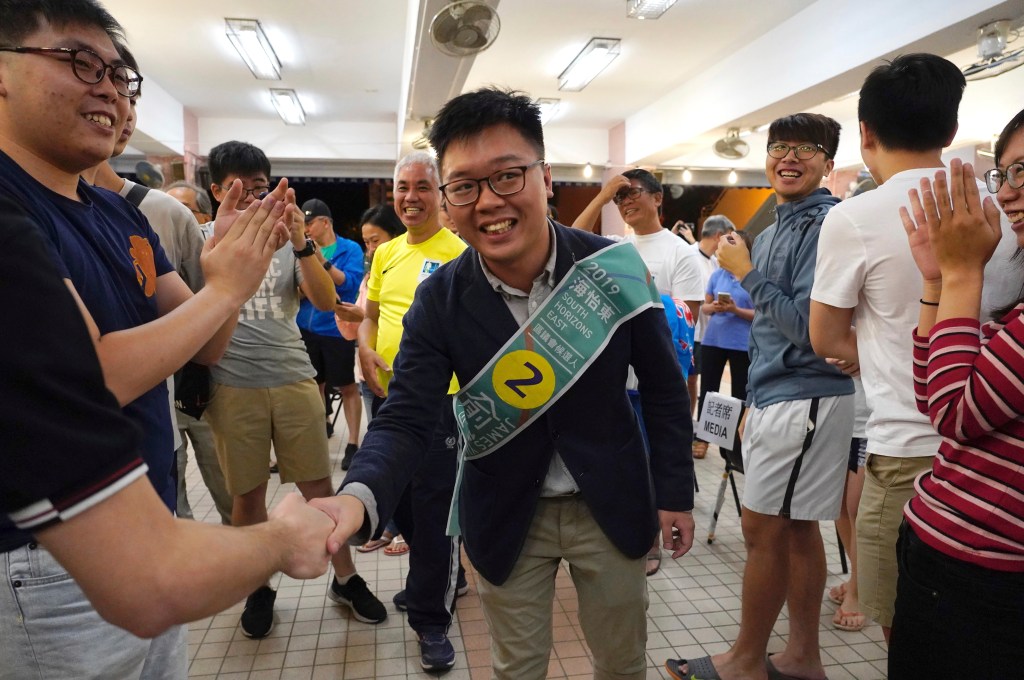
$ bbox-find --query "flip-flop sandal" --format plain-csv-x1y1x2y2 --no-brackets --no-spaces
645,552,662,577
827,582,846,605
832,606,867,632
383,537,410,556
356,537,392,553
666,656,722,680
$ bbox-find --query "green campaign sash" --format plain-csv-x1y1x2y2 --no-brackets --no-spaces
447,240,662,535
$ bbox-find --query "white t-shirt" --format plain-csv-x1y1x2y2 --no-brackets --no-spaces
689,240,718,341
625,228,704,301
813,169,1020,458
812,168,943,458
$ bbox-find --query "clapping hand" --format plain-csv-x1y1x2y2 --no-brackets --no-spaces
899,159,1002,280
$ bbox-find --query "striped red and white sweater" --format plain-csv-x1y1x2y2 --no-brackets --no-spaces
906,304,1024,572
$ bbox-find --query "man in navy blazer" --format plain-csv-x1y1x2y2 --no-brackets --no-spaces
314,88,695,680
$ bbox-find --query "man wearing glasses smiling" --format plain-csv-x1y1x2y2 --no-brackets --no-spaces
315,88,695,680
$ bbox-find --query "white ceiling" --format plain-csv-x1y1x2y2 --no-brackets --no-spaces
103,0,1024,180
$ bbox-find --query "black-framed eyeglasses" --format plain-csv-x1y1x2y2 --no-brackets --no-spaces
767,142,827,160
984,162,1024,194
612,186,650,205
440,160,545,207
0,46,142,98
215,184,270,201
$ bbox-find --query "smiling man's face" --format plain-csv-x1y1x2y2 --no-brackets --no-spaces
0,19,130,174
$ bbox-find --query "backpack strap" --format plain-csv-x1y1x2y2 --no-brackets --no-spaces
125,182,150,208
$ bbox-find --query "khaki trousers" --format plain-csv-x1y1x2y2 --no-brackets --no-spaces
476,495,649,680
856,453,933,627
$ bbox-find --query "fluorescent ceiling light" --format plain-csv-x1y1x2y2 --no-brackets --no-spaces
225,18,281,80
626,0,678,20
558,38,621,92
535,98,561,124
270,88,305,126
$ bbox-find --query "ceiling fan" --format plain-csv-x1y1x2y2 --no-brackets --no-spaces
412,119,433,150
429,1,501,58
962,19,1024,81
135,161,165,189
713,128,749,160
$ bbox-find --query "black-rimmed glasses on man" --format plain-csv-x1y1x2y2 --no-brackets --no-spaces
440,160,545,207
984,162,1024,194
213,184,270,201
612,187,651,205
766,142,827,160
0,46,143,98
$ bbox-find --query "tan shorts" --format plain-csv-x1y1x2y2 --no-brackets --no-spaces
205,379,331,496
855,453,932,628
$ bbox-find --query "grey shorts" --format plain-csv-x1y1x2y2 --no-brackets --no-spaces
741,394,854,521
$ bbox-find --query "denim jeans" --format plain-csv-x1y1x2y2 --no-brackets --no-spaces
889,521,1024,679
0,542,187,680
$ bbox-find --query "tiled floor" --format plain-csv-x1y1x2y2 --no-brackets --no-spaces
181,402,888,679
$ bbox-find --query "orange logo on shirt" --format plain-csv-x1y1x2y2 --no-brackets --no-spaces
128,235,157,297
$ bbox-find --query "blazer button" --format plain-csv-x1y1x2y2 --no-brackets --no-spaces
28,542,38,550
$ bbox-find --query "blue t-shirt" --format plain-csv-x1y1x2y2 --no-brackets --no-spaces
0,151,176,526
661,294,695,379
296,237,364,337
703,268,753,352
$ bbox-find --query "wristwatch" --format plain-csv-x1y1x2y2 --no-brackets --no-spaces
294,238,316,258
322,260,334,271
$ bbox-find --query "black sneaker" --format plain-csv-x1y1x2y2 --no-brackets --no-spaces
394,578,468,612
328,574,387,623
240,586,276,638
418,632,456,672
340,443,358,471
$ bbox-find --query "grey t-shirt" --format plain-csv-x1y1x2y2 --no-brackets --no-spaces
210,243,316,388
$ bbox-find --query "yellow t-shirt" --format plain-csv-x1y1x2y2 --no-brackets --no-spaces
367,227,466,393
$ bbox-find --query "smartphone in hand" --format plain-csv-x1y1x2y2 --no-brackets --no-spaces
717,292,733,305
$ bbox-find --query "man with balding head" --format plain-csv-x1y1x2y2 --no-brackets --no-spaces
166,180,213,224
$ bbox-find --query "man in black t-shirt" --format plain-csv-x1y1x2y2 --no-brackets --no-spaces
0,196,339,674
0,1,301,676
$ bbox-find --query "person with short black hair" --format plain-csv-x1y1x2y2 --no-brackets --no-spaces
668,112,854,680
315,87,695,680
0,194,338,679
202,141,385,639
809,53,1022,644
0,1,298,675
296,197,364,463
572,169,705,464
